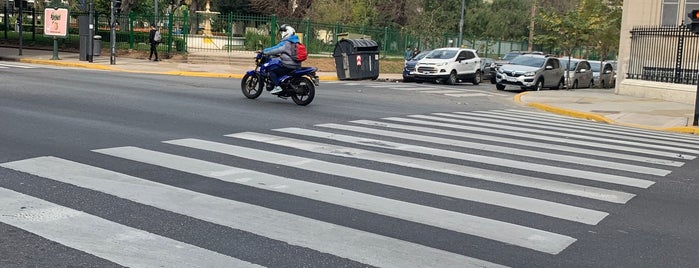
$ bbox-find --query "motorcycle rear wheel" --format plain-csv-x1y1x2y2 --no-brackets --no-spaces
290,77,315,106
241,73,263,99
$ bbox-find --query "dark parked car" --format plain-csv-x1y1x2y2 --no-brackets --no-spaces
402,50,431,82
480,58,495,82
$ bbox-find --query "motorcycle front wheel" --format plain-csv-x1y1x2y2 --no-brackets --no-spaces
241,73,263,99
290,77,315,106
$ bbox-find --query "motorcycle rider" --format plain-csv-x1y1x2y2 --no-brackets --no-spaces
262,24,302,94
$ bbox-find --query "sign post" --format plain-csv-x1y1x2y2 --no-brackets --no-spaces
687,10,699,126
44,8,69,60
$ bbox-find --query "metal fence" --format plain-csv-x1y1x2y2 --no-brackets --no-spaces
1,7,526,58
628,25,699,85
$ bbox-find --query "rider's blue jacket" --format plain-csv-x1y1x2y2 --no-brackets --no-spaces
263,34,302,69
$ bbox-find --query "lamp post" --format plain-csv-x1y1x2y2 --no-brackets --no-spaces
458,0,464,47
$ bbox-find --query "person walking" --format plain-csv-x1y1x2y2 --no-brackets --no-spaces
148,25,160,61
405,46,413,61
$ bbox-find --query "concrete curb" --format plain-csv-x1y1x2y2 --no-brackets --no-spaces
514,92,699,135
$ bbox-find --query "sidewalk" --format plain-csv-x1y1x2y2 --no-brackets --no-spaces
1,46,698,135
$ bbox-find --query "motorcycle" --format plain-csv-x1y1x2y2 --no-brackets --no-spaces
241,52,319,106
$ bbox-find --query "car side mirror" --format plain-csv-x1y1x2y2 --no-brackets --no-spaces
579,68,587,73
545,65,553,70
604,70,612,74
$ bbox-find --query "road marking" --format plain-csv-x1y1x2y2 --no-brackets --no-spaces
350,119,684,167
0,187,260,268
227,132,635,204
495,109,699,144
166,138,609,225
316,123,671,176
445,93,491,97
94,147,576,254
419,113,699,156
419,90,465,94
273,128,656,188
385,116,694,160
450,112,699,150
2,156,503,268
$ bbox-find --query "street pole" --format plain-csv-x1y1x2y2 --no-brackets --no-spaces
528,0,536,51
110,0,116,64
458,0,464,48
694,80,699,126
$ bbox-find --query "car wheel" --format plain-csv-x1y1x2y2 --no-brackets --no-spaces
535,79,544,91
601,79,608,88
472,71,481,85
553,78,564,90
403,75,414,83
446,71,457,85
496,83,506,90
588,79,593,88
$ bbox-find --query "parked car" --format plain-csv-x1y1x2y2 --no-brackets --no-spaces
480,58,495,82
402,50,432,82
495,54,565,91
589,60,616,88
413,48,482,85
489,50,545,83
559,57,594,89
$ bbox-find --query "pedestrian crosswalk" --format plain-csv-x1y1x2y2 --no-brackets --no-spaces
0,62,62,69
2,109,698,267
328,81,508,97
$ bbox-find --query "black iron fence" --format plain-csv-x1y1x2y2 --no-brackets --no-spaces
628,25,699,85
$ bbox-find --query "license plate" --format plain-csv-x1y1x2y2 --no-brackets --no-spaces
507,77,517,82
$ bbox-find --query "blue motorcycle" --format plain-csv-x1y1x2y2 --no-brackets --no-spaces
241,52,319,106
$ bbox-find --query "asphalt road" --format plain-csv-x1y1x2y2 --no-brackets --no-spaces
1,62,698,268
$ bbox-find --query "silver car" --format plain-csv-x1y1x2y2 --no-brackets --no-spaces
560,58,594,89
589,60,616,88
495,54,565,91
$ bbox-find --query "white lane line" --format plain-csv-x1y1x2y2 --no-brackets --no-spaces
503,109,699,142
227,132,635,204
0,187,261,268
274,128,656,189
317,123,671,176
422,113,699,156
449,112,699,150
390,87,433,91
2,156,504,268
419,90,465,94
386,117,694,160
0,63,37,68
95,147,576,255
351,119,684,167
445,93,491,97
472,110,699,145
166,138,609,225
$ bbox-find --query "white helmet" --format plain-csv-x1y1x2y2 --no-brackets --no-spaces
280,24,295,40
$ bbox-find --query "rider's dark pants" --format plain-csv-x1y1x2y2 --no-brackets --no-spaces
268,65,295,87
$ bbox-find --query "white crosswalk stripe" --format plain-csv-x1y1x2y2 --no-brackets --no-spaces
0,186,261,268
338,81,504,97
1,109,693,267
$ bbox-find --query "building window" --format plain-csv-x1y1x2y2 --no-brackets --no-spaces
662,0,680,26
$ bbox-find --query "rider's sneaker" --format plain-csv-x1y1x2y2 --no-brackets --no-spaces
270,86,282,94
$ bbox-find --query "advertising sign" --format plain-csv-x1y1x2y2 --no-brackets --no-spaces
44,8,69,37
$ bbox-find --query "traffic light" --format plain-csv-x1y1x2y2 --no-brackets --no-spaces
688,9,699,34
112,0,122,13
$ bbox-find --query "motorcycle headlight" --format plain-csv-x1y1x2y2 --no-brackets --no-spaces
524,72,535,76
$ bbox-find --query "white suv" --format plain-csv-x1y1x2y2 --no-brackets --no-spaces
413,48,482,85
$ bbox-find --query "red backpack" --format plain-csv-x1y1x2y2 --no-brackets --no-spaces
294,42,308,62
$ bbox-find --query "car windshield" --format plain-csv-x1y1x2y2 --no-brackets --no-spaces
510,56,545,68
426,50,457,59
411,50,431,61
560,60,579,71
502,52,521,61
